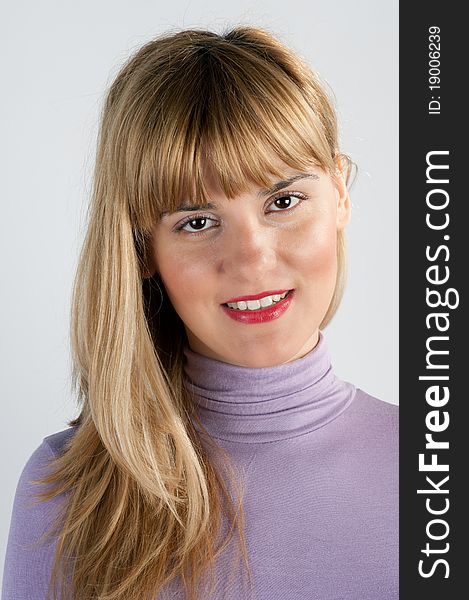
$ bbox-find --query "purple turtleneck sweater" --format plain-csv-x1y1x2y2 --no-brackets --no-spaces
2,331,398,599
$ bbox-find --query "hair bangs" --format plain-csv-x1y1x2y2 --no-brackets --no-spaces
129,40,335,233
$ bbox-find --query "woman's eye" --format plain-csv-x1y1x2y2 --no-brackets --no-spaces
175,192,305,235
177,216,217,234
268,193,304,212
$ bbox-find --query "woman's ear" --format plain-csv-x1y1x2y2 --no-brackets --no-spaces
333,158,351,230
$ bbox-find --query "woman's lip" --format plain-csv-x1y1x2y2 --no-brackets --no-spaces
222,288,293,305
221,289,295,324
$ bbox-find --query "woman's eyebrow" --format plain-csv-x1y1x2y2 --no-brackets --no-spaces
260,172,319,197
161,172,319,216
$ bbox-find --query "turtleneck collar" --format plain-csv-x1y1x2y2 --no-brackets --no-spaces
182,330,356,444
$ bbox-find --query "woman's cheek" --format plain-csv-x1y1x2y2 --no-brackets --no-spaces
159,250,211,313
288,218,337,277
312,229,337,276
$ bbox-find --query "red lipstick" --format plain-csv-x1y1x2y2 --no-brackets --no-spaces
221,289,295,324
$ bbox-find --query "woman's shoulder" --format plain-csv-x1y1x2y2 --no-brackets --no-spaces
8,426,78,526
338,386,399,443
13,427,76,496
342,387,398,439
2,427,77,599
357,387,399,410
43,425,78,457
12,426,78,498
353,387,398,417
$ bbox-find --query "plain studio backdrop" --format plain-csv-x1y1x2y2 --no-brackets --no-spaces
0,0,398,586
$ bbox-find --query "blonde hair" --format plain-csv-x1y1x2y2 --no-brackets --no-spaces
32,25,354,600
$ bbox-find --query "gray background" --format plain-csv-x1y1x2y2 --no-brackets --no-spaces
1,0,398,582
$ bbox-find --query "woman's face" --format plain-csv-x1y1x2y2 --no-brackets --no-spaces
148,159,351,367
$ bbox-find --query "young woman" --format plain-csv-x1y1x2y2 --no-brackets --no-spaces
2,26,398,600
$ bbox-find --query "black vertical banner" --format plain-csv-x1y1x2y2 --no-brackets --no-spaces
400,3,466,599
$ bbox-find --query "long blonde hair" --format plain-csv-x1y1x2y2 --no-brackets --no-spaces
32,25,354,600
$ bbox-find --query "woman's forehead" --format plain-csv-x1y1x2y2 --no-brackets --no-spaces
200,154,322,193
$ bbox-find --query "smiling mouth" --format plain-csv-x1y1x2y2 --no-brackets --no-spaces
222,289,294,311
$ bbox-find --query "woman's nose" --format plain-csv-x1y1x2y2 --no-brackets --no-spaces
220,220,277,277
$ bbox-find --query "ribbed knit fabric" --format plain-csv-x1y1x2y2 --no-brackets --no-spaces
2,331,398,599
182,330,356,443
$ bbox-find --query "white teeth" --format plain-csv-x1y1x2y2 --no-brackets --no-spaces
259,296,273,308
246,299,261,310
226,291,289,311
